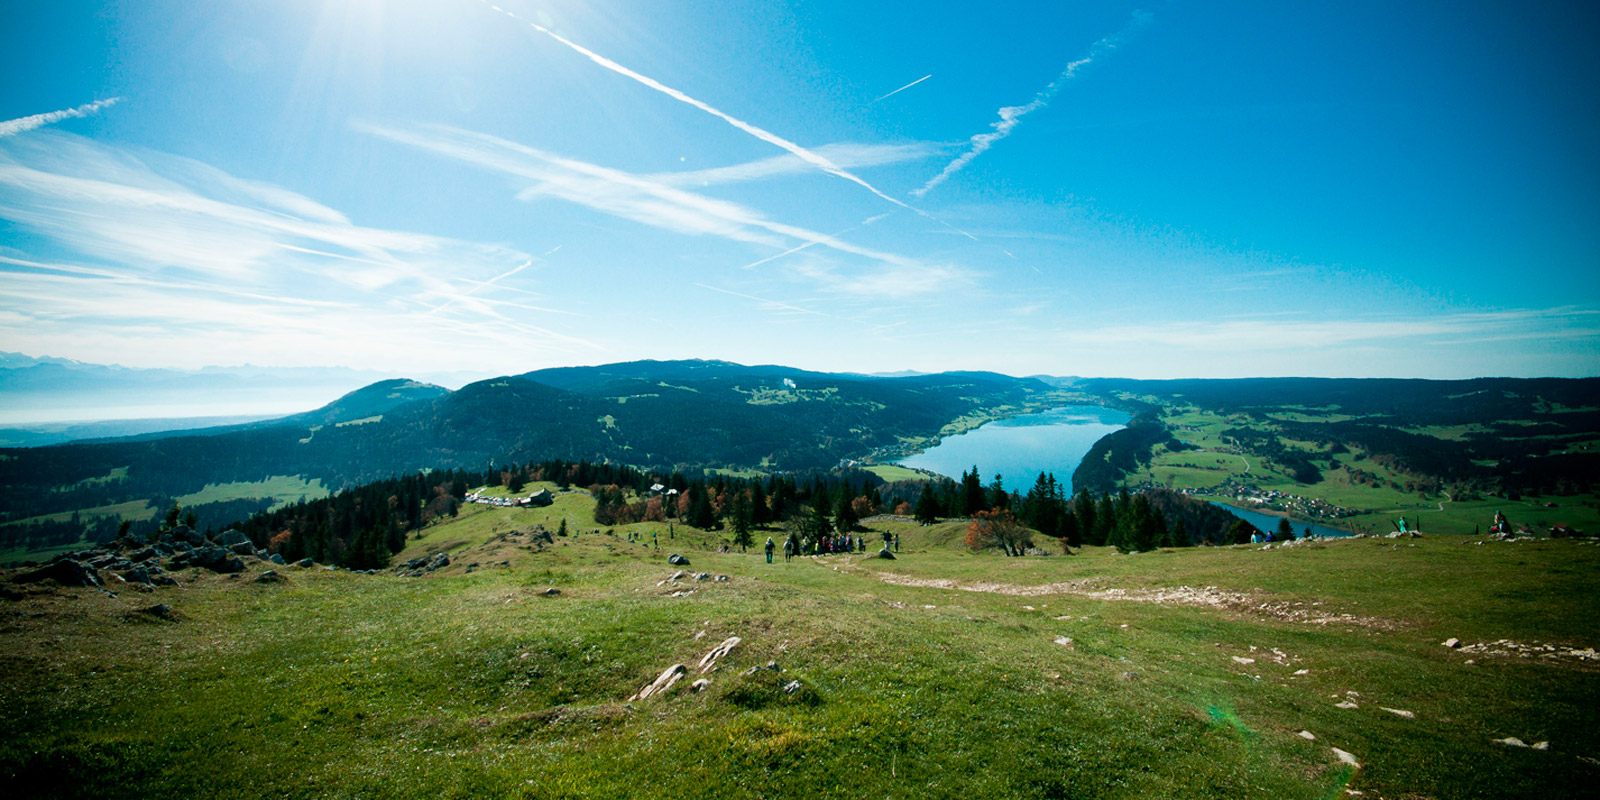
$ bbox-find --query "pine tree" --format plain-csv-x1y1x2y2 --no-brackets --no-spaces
914,483,941,524
730,490,754,550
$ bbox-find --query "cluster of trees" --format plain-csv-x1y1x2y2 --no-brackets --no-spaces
895,467,1259,553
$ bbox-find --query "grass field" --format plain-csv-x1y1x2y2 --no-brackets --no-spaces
3,490,1596,799
175,474,329,511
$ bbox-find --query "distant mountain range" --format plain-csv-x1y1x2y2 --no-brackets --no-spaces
0,360,1059,525
0,351,483,429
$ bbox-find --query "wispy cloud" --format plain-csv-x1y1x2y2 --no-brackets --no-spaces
914,12,1151,198
359,123,970,295
0,132,599,370
0,98,121,138
475,1,917,213
650,143,940,188
872,74,933,104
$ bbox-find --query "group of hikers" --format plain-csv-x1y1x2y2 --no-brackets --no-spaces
762,531,901,563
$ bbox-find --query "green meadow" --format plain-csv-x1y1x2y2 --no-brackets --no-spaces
3,491,1596,799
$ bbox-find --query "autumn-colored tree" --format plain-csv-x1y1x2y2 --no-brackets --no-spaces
965,508,1033,555
268,529,293,554
851,495,876,520
644,496,666,523
894,501,912,516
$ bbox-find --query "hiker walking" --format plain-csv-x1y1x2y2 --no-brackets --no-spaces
764,536,775,564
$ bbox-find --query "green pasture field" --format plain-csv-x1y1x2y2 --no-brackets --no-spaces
3,492,1596,799
864,464,929,483
175,475,329,511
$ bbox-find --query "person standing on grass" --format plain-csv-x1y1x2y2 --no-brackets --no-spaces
764,536,775,563
783,535,794,562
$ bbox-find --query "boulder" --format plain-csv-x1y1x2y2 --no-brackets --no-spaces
541,587,561,596
215,529,251,548
877,548,896,560
16,559,102,588
129,547,159,563
169,525,204,546
667,553,690,566
254,570,285,584
268,553,287,565
228,542,256,557
294,558,316,568
119,567,153,585
190,546,246,574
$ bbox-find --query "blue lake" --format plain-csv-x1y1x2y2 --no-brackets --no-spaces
897,406,1130,493
1206,502,1353,539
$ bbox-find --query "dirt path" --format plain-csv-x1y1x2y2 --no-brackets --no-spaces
872,572,1400,629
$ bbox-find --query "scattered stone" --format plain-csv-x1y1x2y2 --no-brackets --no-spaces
1532,741,1549,750
129,547,158,563
1335,701,1359,709
1298,730,1316,740
268,554,287,565
1293,669,1310,675
1053,636,1073,647
228,542,256,556
151,575,178,586
118,567,153,586
782,680,802,695
1331,747,1361,768
1494,737,1528,748
697,636,741,673
694,572,710,582
670,571,687,581
294,558,315,568
1231,656,1256,665
742,662,781,676
254,570,285,584
541,588,561,596
628,663,686,701
667,553,690,566
1442,637,1461,648
690,678,710,693
1380,707,1415,719
876,547,895,560
714,575,730,582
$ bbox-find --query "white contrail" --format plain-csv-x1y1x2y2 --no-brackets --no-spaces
0,98,121,138
429,258,533,315
872,74,932,104
693,282,830,318
476,2,917,213
913,11,1150,198
737,213,893,271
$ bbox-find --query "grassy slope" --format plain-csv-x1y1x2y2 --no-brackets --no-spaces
1139,407,1600,535
2,498,1597,800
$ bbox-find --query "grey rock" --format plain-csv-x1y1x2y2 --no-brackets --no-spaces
268,553,287,565
229,542,256,556
215,529,251,547
16,559,102,588
782,680,802,694
667,553,690,566
129,547,159,563
294,558,315,568
877,547,896,560
254,569,285,584
541,588,561,596
119,567,153,585
138,603,178,620
152,575,179,587
694,572,710,581
714,575,730,582
190,546,246,574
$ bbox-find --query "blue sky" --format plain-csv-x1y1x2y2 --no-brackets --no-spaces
1,0,1596,383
